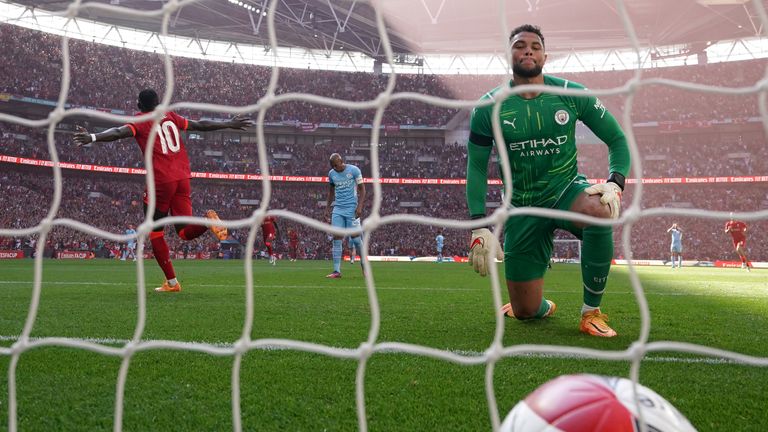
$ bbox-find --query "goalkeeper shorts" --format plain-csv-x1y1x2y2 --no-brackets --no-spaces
503,174,593,282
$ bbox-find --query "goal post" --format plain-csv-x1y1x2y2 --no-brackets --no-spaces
553,238,581,263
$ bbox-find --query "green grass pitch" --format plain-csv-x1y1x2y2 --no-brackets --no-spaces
1,259,767,431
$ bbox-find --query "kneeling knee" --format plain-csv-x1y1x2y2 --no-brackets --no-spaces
512,306,539,320
578,194,612,220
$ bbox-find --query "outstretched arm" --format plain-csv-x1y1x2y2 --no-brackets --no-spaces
73,125,133,146
187,115,254,132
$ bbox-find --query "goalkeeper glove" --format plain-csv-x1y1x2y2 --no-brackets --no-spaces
584,173,625,219
468,228,503,277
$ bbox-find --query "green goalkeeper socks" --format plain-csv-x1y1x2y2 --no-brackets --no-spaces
580,225,613,308
534,297,553,319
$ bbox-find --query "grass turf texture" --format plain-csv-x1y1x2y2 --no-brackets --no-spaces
0,259,766,431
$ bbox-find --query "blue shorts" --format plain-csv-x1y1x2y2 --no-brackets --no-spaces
670,244,682,253
332,213,361,238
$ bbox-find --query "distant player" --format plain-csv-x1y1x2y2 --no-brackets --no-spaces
287,227,299,261
123,224,137,261
261,215,279,265
73,88,253,292
325,153,365,278
724,215,751,271
435,230,445,262
666,223,683,269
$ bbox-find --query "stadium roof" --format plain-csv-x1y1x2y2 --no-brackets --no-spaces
7,0,768,58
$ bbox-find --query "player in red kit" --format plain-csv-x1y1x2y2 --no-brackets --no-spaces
724,215,751,271
287,227,299,261
74,89,253,291
261,215,280,265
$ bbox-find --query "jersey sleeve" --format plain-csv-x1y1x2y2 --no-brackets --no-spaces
570,83,631,178
469,101,494,147
169,112,189,131
353,166,363,184
466,102,494,219
328,170,335,185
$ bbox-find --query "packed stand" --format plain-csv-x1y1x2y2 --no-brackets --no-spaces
2,165,766,263
3,120,767,181
1,24,766,127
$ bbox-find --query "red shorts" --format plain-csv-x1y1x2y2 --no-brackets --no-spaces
143,179,193,217
731,236,746,249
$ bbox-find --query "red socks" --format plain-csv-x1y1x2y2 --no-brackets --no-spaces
178,224,207,241
150,232,176,280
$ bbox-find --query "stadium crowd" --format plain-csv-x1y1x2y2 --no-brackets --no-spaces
1,24,766,127
2,165,766,263
2,121,767,181
2,23,766,265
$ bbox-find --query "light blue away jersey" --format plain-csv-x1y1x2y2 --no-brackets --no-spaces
329,164,363,215
126,228,137,246
436,234,444,248
670,229,682,247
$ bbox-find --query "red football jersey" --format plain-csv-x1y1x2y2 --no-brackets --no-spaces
126,111,191,185
262,216,277,236
725,220,747,240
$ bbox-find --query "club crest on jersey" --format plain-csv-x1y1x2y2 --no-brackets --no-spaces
346,173,352,178
555,110,569,125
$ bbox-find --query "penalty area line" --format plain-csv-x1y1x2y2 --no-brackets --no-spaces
0,280,765,297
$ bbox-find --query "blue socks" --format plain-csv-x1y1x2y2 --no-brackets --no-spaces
332,239,342,273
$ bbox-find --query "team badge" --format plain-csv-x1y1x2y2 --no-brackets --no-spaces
555,110,569,125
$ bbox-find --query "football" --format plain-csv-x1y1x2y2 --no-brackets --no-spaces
500,374,697,432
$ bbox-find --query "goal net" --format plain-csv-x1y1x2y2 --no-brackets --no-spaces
552,238,581,263
1,0,768,431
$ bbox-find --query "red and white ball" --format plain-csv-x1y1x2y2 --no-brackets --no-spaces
501,374,697,432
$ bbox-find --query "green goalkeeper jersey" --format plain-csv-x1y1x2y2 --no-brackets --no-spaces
466,75,630,216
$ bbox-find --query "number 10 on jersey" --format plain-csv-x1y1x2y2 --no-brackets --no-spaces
155,120,181,154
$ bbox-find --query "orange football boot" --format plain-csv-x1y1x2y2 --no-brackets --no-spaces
206,209,228,241
579,309,617,337
500,300,556,319
154,280,182,292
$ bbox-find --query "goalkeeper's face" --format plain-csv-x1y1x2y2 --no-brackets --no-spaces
510,32,547,79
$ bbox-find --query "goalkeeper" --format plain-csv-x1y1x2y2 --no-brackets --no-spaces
466,24,630,338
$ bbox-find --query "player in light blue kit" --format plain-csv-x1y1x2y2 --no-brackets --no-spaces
123,224,137,261
325,153,366,278
667,223,683,269
435,230,445,262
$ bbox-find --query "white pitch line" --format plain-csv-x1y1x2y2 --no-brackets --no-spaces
0,280,765,297
0,335,745,365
